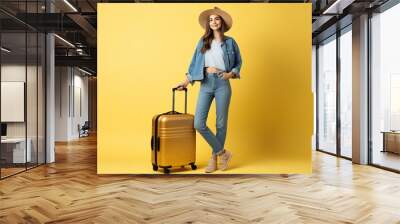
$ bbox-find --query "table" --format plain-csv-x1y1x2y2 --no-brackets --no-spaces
381,131,400,154
1,138,32,164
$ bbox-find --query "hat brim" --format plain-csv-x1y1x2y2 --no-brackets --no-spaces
198,8,232,32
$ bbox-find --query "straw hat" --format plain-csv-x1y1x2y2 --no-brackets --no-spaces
198,7,233,32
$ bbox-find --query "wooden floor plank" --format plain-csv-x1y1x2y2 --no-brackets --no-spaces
0,134,400,223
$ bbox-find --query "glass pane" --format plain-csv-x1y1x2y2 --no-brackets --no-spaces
371,4,400,171
318,36,337,154
340,29,352,158
0,1,46,178
1,31,27,177
312,45,317,151
38,33,45,165
27,31,38,169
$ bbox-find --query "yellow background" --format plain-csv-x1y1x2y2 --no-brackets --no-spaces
98,3,313,174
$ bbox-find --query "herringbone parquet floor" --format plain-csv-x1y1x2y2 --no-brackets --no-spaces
1,134,400,224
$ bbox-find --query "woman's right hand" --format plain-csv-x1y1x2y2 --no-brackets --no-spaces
176,77,190,91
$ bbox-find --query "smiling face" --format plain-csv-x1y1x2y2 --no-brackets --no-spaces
209,14,222,31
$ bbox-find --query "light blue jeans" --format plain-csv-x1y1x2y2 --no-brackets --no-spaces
194,73,232,155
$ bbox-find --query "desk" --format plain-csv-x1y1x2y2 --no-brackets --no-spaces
1,138,31,163
382,131,400,154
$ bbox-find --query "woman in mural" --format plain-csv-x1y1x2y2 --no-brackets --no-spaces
176,7,242,173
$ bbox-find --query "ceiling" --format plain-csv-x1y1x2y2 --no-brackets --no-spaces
0,0,394,75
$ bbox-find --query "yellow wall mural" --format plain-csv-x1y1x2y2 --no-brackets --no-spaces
98,3,313,174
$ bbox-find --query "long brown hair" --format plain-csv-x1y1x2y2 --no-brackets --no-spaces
200,16,227,54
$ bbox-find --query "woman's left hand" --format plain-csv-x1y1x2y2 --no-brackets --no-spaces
220,72,234,80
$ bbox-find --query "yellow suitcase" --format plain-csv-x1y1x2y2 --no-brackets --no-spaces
151,88,197,174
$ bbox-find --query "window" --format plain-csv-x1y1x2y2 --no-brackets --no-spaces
340,28,352,158
371,3,400,171
317,35,337,154
0,1,46,179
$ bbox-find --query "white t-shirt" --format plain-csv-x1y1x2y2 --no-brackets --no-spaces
204,39,226,72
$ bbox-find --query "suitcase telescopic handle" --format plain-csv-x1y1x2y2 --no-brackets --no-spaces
172,87,187,114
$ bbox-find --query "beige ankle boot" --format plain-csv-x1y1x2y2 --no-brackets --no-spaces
205,154,217,173
218,149,232,171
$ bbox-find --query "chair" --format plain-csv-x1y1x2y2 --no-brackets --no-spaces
78,121,90,138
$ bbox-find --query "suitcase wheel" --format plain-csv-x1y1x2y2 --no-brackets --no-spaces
152,164,158,171
190,163,197,170
163,168,170,174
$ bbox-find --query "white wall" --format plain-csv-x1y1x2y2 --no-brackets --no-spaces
55,67,70,141
72,73,89,138
55,67,89,141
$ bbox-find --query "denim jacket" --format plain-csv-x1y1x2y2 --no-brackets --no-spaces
186,36,242,84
